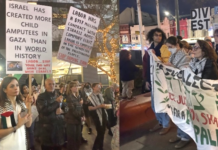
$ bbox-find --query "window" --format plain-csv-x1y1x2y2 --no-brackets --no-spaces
136,35,138,40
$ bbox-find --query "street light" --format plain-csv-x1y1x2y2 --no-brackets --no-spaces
164,11,170,16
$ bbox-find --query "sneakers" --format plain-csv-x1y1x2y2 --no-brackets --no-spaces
175,140,190,149
159,127,170,135
149,123,162,132
169,137,181,143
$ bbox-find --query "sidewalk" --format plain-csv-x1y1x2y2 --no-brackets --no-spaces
120,94,197,150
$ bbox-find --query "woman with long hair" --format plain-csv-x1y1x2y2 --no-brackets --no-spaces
190,40,218,79
0,77,32,150
120,50,139,100
65,82,84,150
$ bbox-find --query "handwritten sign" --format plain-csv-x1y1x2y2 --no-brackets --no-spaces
6,1,52,74
57,6,100,67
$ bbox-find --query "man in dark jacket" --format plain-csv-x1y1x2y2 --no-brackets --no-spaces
36,78,65,150
145,28,170,135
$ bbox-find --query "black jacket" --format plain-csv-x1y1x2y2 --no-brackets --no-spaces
120,59,139,81
65,94,84,125
201,59,218,80
36,91,65,146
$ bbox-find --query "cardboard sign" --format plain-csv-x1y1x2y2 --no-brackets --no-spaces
57,6,100,67
6,1,52,74
191,7,210,30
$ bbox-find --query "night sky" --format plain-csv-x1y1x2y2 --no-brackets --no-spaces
120,0,218,19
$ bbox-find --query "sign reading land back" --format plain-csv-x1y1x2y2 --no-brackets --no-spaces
57,6,100,67
191,7,210,30
6,1,52,74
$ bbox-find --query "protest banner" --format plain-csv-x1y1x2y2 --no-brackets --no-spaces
6,1,52,74
149,51,218,150
191,7,210,30
57,6,100,67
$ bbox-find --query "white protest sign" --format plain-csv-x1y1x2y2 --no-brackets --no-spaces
57,6,100,67
6,1,52,74
191,7,211,30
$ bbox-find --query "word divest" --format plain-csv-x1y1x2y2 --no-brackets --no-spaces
6,1,52,74
57,6,100,67
149,51,218,150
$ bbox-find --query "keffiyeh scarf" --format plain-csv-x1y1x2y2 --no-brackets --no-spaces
88,93,108,126
189,58,207,77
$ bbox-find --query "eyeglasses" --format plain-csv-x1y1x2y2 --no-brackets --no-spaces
192,46,200,51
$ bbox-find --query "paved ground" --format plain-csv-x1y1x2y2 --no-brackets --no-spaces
120,117,197,150
32,124,112,150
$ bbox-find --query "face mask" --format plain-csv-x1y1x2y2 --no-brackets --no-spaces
168,48,177,54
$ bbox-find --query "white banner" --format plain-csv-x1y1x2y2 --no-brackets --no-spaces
6,1,52,74
57,6,100,67
150,51,218,150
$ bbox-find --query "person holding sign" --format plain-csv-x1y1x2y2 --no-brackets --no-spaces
36,79,65,150
88,83,108,150
145,28,171,135
65,82,85,150
165,37,192,148
189,40,218,79
0,77,32,150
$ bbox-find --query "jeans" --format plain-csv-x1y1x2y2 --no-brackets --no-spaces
177,127,191,141
151,91,170,128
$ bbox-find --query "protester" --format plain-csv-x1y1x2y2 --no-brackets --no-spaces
65,82,85,150
21,84,38,150
104,83,119,136
111,102,119,150
88,83,108,150
26,74,38,87
164,36,192,148
204,36,213,47
36,78,65,150
190,40,218,79
180,40,190,53
120,50,139,100
145,28,171,135
73,80,87,143
80,82,93,134
165,36,191,69
0,77,32,150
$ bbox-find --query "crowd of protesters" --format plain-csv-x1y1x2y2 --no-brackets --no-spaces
0,74,120,150
119,26,218,149
141,27,218,149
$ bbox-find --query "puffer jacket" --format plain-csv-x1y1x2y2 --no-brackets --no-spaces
65,94,84,125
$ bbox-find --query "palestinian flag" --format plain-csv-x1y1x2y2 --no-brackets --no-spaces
1,111,16,129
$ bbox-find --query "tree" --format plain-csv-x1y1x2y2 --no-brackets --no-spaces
81,0,119,83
